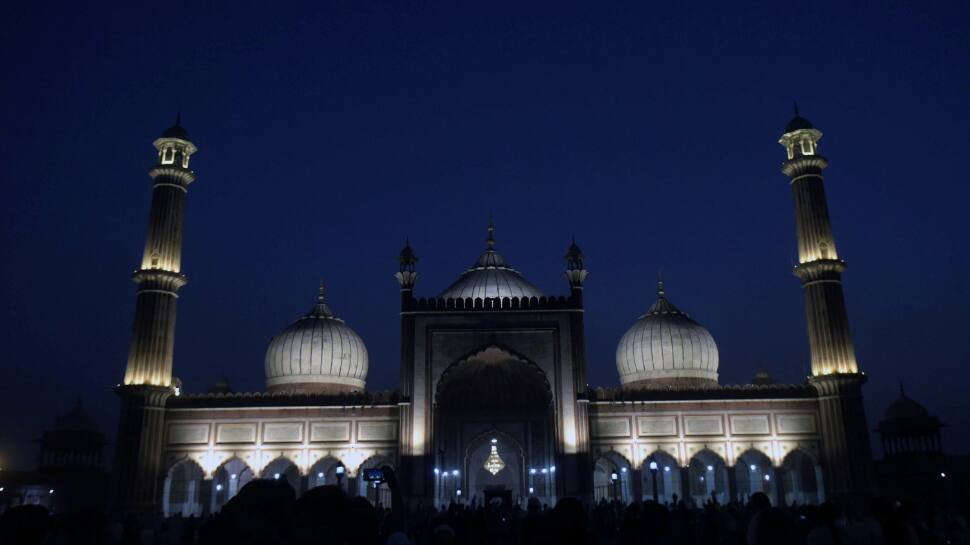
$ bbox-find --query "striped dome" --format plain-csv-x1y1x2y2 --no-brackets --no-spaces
264,284,367,394
439,223,543,300
616,281,718,389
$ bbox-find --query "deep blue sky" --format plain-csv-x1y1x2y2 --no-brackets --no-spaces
1,1,967,469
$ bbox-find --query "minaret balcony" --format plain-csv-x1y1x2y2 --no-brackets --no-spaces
149,165,196,186
132,268,188,293
782,155,829,177
793,258,847,283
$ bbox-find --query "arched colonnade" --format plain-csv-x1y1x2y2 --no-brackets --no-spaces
162,452,395,517
593,447,824,507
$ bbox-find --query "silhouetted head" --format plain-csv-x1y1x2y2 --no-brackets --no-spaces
551,497,589,544
0,505,51,545
754,507,795,545
432,524,455,545
292,485,351,545
749,492,771,512
345,496,380,545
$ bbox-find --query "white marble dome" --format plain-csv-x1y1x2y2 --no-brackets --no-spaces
439,224,543,300
616,282,718,389
265,285,368,394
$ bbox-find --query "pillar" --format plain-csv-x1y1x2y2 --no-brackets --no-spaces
112,118,197,516
779,110,874,506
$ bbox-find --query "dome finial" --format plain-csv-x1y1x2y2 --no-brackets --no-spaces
486,214,496,250
309,280,333,317
175,112,182,127
657,270,665,298
898,380,905,397
793,101,799,117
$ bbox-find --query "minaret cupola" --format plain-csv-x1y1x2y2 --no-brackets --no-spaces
154,114,197,170
779,104,822,160
395,239,419,290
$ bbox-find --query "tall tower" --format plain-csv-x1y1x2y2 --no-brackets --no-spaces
779,108,874,504
112,117,197,515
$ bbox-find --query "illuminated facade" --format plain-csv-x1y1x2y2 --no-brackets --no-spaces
112,112,874,515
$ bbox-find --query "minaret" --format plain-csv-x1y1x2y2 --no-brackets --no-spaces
563,237,592,498
564,237,588,305
779,108,874,504
395,238,419,306
113,116,197,515
395,239,419,500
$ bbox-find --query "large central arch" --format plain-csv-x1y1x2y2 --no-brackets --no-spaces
435,344,552,412
433,344,555,507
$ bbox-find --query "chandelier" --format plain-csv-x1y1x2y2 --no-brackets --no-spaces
484,444,506,476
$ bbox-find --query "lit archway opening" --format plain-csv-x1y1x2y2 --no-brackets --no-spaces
308,456,346,491
211,458,255,512
262,457,301,495
357,455,394,507
688,450,728,506
735,449,775,504
640,451,680,505
781,450,823,505
593,452,632,504
163,459,205,517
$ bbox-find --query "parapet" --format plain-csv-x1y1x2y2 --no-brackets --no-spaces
403,294,581,313
168,389,400,408
589,383,816,402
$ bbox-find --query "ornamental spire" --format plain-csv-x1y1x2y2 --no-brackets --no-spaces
657,270,665,298
486,215,496,250
310,280,333,317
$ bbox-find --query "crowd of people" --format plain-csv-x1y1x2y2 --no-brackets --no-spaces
1,468,967,545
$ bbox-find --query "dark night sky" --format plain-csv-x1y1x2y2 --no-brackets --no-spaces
1,1,968,469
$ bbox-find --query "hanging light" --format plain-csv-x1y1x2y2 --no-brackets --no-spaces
484,445,506,476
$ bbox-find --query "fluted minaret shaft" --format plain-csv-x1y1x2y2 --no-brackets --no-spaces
113,121,196,516
123,132,196,387
780,114,873,504
781,130,857,376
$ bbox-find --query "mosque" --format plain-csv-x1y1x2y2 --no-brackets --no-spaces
111,113,876,516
